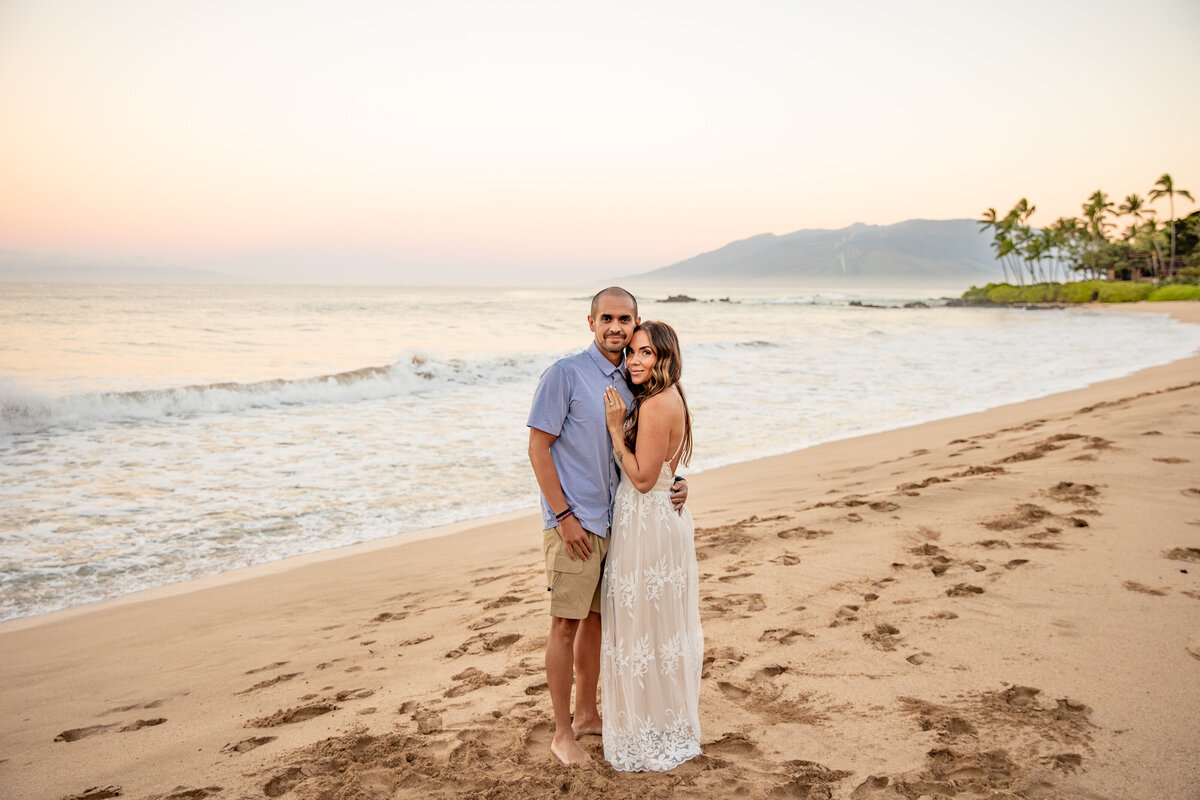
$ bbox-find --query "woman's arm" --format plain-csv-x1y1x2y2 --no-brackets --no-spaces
604,386,672,493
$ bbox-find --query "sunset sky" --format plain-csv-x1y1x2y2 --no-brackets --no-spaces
1,0,1197,283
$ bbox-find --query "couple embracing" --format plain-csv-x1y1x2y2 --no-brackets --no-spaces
527,287,703,771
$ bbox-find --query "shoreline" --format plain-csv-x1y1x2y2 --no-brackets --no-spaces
3,302,1195,634
1,301,1197,799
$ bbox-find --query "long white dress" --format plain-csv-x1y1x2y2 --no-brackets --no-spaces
600,458,703,772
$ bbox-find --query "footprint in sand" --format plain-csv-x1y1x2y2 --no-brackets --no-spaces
55,723,118,742
701,593,766,617
752,664,788,681
119,718,167,732
1182,488,1200,499
245,661,290,675
397,635,434,647
946,584,984,597
445,631,520,659
162,787,223,800
370,611,409,623
237,673,301,695
102,698,168,714
717,681,751,700
982,504,1053,531
468,615,505,630
771,553,802,566
834,604,859,620
1001,685,1040,707
704,733,760,758
221,736,277,754
1165,547,1200,563
1122,580,1167,596
758,629,809,645
976,539,1012,549
263,767,305,798
246,703,338,728
521,719,553,759
1046,482,1100,504
444,667,507,698
870,501,900,512
777,526,832,540
898,476,948,491
62,789,122,800
717,572,753,583
412,706,444,734
863,624,901,651
482,595,522,610
1039,753,1084,774
1153,456,1190,464
951,465,1006,478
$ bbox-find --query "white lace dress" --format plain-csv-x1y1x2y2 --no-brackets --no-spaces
600,461,703,771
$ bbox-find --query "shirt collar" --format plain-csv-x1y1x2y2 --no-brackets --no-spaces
587,341,625,378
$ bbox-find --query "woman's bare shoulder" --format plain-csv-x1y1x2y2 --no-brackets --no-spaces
639,386,684,415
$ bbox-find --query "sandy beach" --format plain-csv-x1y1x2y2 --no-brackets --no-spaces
2,301,1197,800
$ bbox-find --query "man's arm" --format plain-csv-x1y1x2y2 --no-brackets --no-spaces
528,427,593,561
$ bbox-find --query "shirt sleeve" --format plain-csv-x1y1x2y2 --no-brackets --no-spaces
527,363,570,436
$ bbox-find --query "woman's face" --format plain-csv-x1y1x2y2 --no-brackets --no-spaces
626,329,656,385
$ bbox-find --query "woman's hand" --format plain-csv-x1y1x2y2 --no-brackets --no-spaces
604,386,627,434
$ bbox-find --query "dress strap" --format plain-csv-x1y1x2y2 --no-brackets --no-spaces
667,431,686,468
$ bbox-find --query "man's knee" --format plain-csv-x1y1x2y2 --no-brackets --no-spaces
549,616,581,643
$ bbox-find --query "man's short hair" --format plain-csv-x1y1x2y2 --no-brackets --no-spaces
590,286,638,318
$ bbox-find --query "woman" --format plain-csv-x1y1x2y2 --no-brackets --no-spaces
600,321,703,772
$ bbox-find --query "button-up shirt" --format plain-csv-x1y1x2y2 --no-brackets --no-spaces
527,342,634,537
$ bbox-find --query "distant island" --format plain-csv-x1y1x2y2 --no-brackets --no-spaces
637,219,1003,285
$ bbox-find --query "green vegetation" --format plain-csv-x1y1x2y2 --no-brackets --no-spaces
970,173,1199,304
960,280,1200,304
1147,284,1200,301
977,173,1197,286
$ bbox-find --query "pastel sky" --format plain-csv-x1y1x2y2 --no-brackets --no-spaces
1,0,1197,283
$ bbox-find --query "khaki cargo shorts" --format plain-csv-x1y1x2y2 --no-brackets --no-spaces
543,525,610,620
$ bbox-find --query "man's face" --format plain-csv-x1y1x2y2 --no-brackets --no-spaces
588,295,639,356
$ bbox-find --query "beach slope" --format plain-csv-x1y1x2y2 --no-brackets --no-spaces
1,303,1197,800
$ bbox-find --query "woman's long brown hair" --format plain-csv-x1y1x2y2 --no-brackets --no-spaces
623,321,693,467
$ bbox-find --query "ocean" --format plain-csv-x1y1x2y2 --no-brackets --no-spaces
2,283,1198,623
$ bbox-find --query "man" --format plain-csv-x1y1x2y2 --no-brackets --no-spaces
527,286,688,766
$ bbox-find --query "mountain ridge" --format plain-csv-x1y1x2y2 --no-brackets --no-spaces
639,218,1002,284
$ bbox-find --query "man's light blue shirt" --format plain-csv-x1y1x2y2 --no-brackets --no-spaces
527,342,634,537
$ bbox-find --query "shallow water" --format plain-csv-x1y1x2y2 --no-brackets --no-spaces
2,284,1197,621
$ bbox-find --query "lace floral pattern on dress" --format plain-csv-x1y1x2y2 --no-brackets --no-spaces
601,464,703,772
605,708,701,772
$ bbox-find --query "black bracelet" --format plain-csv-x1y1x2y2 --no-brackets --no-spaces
555,506,573,521
673,476,684,483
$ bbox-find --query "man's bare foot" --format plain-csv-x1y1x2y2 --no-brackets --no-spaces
572,713,603,736
550,732,592,765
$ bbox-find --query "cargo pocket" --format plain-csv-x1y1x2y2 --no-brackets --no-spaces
552,551,586,575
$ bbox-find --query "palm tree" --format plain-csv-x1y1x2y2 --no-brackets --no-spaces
1037,227,1058,283
1082,190,1114,278
977,207,1011,284
1131,218,1165,279
1048,217,1084,281
1116,194,1148,239
1148,173,1195,275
